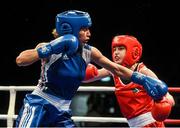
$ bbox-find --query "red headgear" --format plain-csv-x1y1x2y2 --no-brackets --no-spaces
111,35,142,67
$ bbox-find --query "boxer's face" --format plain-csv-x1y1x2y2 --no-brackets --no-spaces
78,28,91,44
112,46,126,64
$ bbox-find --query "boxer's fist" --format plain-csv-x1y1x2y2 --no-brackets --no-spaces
151,94,174,121
37,34,78,58
131,72,168,100
84,64,98,81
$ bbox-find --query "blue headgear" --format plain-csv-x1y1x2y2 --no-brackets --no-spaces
56,10,92,38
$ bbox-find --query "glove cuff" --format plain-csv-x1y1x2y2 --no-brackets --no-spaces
37,44,52,58
131,71,145,85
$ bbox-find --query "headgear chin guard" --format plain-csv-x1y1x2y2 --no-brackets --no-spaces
112,35,142,67
56,10,92,38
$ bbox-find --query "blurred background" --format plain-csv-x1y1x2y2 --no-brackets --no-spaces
0,0,180,127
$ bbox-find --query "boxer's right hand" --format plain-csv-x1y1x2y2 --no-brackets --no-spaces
37,34,78,58
84,64,98,81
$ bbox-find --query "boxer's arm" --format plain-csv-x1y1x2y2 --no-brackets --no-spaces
91,47,168,100
16,43,47,67
141,66,173,101
131,66,168,100
91,46,133,78
139,65,158,79
82,66,110,83
16,34,78,66
37,34,78,58
131,72,168,100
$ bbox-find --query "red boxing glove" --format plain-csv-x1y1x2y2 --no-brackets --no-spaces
84,64,98,81
151,94,174,121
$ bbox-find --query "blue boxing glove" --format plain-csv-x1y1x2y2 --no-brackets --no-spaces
131,71,168,100
37,34,78,58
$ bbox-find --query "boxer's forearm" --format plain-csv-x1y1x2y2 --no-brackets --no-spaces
16,49,40,66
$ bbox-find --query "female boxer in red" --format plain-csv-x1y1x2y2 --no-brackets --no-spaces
83,35,175,127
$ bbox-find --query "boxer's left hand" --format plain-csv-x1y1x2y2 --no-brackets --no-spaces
151,93,175,121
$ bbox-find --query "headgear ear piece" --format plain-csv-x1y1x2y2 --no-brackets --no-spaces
60,23,72,34
132,46,141,59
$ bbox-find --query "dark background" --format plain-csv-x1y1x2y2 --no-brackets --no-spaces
0,0,179,86
0,0,180,127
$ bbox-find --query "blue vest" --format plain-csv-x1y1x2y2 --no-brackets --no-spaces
39,44,91,100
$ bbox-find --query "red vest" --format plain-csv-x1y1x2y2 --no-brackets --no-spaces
113,63,154,119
